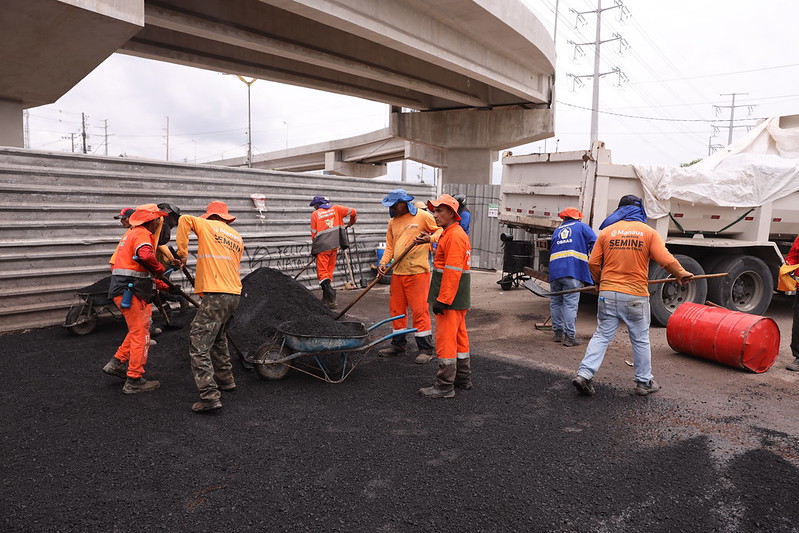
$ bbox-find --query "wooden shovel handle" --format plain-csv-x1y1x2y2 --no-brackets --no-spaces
648,272,728,284
334,238,421,320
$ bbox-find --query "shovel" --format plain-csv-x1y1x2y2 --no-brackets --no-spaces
293,257,315,280
349,226,369,288
524,272,729,298
153,290,183,330
334,238,421,320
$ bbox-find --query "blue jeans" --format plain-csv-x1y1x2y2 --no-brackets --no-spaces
577,290,653,383
549,277,583,338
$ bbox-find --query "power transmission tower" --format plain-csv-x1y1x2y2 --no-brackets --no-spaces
713,93,755,145
566,0,630,146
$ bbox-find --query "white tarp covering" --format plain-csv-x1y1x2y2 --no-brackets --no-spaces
632,116,799,219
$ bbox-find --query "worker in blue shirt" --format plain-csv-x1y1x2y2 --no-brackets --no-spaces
549,207,597,347
453,193,471,235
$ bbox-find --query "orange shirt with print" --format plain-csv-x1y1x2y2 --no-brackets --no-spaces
381,210,441,275
176,215,243,296
588,220,688,297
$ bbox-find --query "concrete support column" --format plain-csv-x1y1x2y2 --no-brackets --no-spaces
441,149,495,185
0,99,23,148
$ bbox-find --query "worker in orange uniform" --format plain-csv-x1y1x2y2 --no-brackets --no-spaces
102,204,173,394
572,195,694,397
175,201,244,413
309,195,357,309
418,194,472,398
783,234,799,371
377,189,442,364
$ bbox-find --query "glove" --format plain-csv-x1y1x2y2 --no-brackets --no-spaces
168,284,183,295
432,301,447,315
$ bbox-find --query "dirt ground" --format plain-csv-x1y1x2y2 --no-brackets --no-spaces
2,269,799,532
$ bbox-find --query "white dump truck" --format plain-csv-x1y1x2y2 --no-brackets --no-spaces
499,114,799,326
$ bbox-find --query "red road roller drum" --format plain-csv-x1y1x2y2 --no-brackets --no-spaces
666,302,780,373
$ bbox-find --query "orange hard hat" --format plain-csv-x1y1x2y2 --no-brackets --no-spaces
426,194,461,221
558,207,583,220
201,201,236,222
129,204,168,227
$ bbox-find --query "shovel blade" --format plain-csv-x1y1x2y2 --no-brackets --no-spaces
523,279,552,298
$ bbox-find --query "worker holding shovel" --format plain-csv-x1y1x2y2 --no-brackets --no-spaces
572,195,694,398
309,195,357,309
102,204,174,394
175,201,244,413
377,189,442,363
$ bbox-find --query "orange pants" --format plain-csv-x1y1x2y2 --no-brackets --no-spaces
113,294,152,378
389,272,432,336
434,308,469,362
316,249,337,282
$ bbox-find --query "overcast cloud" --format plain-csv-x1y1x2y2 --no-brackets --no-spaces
26,0,799,183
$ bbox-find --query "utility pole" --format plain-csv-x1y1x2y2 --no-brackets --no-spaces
714,93,753,145
103,119,109,156
236,76,257,168
567,0,629,146
23,110,30,149
81,113,88,154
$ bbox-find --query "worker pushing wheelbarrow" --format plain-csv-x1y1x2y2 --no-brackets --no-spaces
247,314,416,383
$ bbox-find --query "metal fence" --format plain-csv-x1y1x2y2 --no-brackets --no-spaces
0,147,435,333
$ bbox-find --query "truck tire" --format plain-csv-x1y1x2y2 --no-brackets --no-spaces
706,254,772,315
648,254,707,327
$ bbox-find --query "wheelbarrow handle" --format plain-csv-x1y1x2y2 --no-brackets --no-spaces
364,328,418,350
367,314,406,332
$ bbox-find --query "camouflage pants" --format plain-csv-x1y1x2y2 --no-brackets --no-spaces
189,293,240,401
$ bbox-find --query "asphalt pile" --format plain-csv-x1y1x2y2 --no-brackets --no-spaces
76,276,111,295
228,267,362,356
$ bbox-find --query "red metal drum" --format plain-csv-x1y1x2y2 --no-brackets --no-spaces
666,302,780,373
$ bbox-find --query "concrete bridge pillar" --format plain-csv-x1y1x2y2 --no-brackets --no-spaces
0,99,23,147
390,106,553,184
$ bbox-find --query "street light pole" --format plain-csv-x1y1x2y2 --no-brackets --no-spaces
236,75,257,168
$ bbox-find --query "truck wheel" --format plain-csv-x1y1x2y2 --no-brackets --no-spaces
648,254,707,327
706,254,772,315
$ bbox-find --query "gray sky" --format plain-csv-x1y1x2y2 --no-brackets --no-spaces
26,0,799,182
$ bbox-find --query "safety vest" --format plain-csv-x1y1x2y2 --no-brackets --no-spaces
429,224,471,309
310,205,354,255
109,225,157,302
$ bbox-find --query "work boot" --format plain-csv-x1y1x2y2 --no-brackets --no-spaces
454,357,472,390
414,335,436,364
418,385,455,398
553,330,563,343
192,399,222,413
787,358,799,371
217,380,236,391
419,361,456,398
320,280,337,309
563,336,583,347
572,375,596,396
635,379,661,396
414,350,435,364
122,377,161,394
378,343,407,357
102,357,127,380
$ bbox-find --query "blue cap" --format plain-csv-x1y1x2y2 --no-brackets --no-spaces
381,189,417,215
309,195,330,207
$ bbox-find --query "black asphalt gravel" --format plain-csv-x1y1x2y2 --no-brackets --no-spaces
2,311,799,532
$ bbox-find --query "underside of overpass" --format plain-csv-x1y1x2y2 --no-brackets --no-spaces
1,0,556,184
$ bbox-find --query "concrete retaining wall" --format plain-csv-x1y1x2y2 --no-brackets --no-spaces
0,147,435,333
